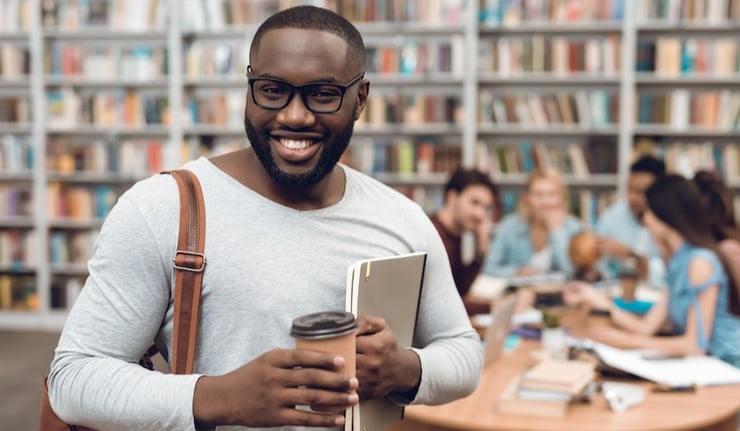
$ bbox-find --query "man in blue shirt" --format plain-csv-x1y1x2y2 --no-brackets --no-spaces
596,155,667,292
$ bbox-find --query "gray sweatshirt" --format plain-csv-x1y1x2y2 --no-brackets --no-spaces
49,158,483,430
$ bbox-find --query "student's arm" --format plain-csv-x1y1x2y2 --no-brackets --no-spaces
482,217,519,277
608,289,669,335
549,215,582,273
588,257,720,356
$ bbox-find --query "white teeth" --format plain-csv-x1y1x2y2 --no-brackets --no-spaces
280,138,312,150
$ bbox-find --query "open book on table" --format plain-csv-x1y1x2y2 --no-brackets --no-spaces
344,252,427,431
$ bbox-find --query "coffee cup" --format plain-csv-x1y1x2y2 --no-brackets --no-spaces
290,310,358,376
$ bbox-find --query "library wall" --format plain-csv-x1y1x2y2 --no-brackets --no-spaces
0,0,738,328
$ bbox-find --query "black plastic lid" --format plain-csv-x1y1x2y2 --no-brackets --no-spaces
290,311,358,339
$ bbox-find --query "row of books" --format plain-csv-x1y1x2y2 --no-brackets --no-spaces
391,185,444,213
636,90,740,129
41,0,168,30
391,183,616,224
479,90,619,127
359,93,463,125
47,43,168,80
184,136,243,160
0,97,30,123
46,182,120,220
480,0,624,26
475,139,619,177
1,44,29,77
638,37,739,76
0,185,31,217
479,35,622,75
50,230,96,266
46,138,165,177
0,0,30,32
0,229,34,268
46,89,170,128
635,138,740,180
50,277,83,310
333,0,466,23
0,135,33,173
0,275,37,311
341,139,462,176
366,41,464,76
181,0,466,31
185,92,243,126
184,41,247,78
637,0,740,22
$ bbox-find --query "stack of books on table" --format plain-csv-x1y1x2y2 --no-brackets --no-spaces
496,358,596,418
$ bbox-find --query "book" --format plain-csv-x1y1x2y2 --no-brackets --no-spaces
520,359,596,395
496,375,569,418
344,252,427,431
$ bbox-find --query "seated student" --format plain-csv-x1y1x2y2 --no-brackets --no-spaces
693,170,740,315
430,168,498,315
564,175,740,367
482,168,582,278
595,155,666,290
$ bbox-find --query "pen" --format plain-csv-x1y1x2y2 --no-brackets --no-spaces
651,384,696,393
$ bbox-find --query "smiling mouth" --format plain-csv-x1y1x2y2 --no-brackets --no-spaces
278,138,315,150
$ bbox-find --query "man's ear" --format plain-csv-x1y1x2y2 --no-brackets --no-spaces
354,80,370,120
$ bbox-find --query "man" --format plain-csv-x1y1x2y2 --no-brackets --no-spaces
48,6,481,430
596,155,667,291
430,168,498,315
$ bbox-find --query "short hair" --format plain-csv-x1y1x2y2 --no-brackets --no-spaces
630,155,666,177
444,168,498,201
250,6,366,71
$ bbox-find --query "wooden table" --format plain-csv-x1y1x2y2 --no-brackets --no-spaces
389,339,740,431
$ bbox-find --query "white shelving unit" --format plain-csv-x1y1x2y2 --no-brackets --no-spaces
0,0,738,330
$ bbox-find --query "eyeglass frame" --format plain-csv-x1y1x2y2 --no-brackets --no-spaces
246,65,365,114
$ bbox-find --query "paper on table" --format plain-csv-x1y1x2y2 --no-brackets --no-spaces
592,342,740,387
468,274,508,300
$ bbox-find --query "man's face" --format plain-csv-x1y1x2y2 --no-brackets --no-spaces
244,28,368,187
450,185,495,232
626,172,656,220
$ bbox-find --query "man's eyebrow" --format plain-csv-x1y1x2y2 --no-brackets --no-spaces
250,73,341,84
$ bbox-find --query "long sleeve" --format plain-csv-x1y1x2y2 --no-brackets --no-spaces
48,184,202,431
406,223,483,404
549,215,583,273
482,215,522,277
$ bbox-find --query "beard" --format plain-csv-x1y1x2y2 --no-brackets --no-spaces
244,107,355,188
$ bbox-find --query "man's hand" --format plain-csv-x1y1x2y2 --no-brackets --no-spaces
193,348,359,428
475,218,494,257
355,315,421,401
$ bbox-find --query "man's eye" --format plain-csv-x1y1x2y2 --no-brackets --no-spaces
310,88,341,99
260,86,287,95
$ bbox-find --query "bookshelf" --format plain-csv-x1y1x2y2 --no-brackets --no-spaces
0,0,738,330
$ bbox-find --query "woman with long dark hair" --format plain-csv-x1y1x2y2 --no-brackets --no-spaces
564,175,740,367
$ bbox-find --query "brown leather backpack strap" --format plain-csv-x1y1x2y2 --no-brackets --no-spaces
166,169,206,375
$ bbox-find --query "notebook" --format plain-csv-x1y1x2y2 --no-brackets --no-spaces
344,252,427,431
483,294,518,368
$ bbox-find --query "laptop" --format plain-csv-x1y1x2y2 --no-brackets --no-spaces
483,293,518,368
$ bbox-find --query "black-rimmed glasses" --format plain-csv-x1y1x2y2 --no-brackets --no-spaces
247,67,364,114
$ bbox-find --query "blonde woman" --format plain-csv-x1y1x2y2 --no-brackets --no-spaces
483,168,582,277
